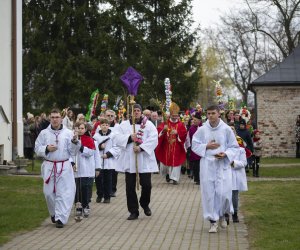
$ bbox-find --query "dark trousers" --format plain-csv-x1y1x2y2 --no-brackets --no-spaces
252,156,260,177
75,177,94,208
296,142,300,158
95,169,112,199
125,172,152,215
111,169,118,194
232,190,239,213
246,155,254,170
190,160,200,183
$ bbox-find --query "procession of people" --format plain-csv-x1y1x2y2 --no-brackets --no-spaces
30,96,262,233
23,67,266,231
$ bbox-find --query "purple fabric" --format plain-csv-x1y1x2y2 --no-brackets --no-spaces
120,67,143,96
189,124,201,161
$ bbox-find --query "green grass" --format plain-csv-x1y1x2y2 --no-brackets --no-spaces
261,157,300,164
241,181,300,250
259,166,300,178
0,176,48,246
24,159,42,174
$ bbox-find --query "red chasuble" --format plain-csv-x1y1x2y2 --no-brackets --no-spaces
155,119,187,166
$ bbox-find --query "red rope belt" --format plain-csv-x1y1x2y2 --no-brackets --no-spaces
45,159,69,193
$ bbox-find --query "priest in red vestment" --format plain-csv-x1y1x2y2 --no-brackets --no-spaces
155,102,187,184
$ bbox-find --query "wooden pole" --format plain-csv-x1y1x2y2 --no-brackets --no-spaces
130,95,139,190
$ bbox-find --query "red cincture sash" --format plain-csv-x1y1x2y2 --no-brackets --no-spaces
45,159,69,193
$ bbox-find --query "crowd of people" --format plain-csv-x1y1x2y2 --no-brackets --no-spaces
25,102,266,232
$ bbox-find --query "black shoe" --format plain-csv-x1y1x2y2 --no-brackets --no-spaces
96,197,102,203
56,220,64,228
143,207,152,216
103,198,110,203
51,216,55,223
110,192,116,197
195,181,200,185
166,174,170,183
173,180,178,185
232,213,239,223
127,213,139,220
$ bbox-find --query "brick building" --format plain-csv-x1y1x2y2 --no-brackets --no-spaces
249,46,300,157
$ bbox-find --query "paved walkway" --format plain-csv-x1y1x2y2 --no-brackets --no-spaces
247,176,300,181
261,163,300,168
1,174,249,250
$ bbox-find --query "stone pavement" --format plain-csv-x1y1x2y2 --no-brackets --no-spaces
1,174,249,250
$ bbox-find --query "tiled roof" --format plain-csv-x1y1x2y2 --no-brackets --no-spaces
249,45,300,87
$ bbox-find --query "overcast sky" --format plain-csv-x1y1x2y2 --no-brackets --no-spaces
192,0,244,28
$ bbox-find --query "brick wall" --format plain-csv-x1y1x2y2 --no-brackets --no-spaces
254,86,300,157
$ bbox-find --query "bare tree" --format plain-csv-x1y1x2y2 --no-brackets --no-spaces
211,10,263,103
199,0,300,105
246,0,300,58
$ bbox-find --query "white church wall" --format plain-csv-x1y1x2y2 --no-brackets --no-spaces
0,0,13,163
0,0,23,163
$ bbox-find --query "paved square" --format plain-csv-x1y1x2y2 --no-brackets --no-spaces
1,174,249,250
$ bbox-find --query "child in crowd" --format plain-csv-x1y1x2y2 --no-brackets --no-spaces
73,121,101,218
252,129,263,177
188,112,202,185
93,118,120,203
230,126,249,223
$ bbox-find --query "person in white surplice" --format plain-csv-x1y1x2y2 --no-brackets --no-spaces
35,108,80,228
192,105,239,233
116,104,158,220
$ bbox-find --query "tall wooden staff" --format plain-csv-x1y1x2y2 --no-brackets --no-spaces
120,67,143,190
129,95,138,189
127,95,130,120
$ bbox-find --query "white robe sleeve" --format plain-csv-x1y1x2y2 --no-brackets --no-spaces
80,146,96,158
115,122,132,149
62,128,80,157
34,130,48,158
107,134,121,158
191,128,207,157
224,128,240,163
232,149,247,169
139,121,158,156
